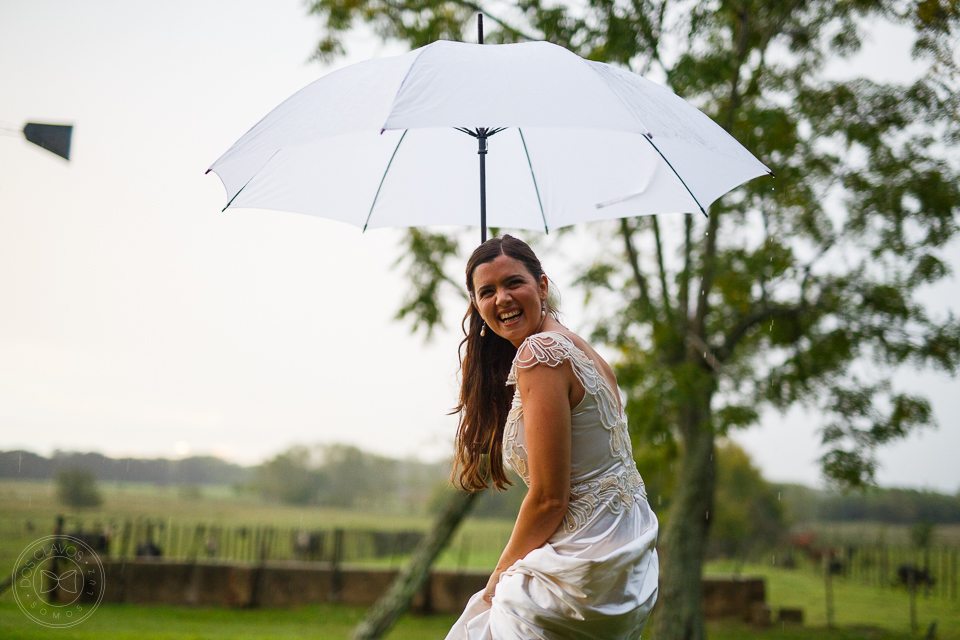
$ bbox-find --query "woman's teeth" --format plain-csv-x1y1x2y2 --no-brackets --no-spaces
500,310,522,323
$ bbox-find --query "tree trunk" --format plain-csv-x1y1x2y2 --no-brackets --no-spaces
653,392,716,640
352,489,481,640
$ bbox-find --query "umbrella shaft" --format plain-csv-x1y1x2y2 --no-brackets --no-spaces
478,129,487,243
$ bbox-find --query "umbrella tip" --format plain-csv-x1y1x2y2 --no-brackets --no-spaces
768,170,776,178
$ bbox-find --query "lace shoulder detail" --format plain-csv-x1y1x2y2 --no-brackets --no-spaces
505,331,575,386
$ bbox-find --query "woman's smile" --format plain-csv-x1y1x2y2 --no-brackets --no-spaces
499,309,523,325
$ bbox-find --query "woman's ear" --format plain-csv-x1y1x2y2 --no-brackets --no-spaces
539,275,548,301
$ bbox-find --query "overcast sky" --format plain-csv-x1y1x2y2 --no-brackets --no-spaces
1,0,957,492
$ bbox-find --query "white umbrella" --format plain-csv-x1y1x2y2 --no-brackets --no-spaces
207,36,772,239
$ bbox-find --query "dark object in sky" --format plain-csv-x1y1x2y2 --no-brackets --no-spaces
23,123,72,160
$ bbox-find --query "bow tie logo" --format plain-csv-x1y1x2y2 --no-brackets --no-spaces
39,570,78,594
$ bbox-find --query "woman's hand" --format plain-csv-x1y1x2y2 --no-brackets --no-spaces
482,568,503,605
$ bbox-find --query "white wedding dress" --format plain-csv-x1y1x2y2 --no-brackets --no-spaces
446,331,659,640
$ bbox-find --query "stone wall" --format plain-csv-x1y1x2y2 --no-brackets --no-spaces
68,560,764,619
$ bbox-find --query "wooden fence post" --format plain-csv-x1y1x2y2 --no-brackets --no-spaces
909,557,918,636
823,549,835,629
331,528,345,603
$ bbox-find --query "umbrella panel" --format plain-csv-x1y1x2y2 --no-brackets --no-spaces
228,126,711,231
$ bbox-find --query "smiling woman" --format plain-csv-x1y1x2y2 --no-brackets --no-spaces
447,235,659,640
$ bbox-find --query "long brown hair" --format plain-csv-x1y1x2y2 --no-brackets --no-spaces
452,235,556,492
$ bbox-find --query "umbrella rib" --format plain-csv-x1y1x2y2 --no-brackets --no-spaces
517,128,548,234
642,135,708,218
363,130,408,232
220,149,281,212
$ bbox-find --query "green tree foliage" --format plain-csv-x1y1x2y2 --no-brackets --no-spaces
252,443,445,508
817,486,960,523
55,466,103,508
709,441,785,559
305,1,960,637
428,470,528,518
252,444,324,505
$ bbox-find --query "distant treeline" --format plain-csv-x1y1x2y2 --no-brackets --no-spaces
780,483,960,525
5,447,958,525
0,450,252,485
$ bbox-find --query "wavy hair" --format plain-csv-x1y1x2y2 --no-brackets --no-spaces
452,235,556,491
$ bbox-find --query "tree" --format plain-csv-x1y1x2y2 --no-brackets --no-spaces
710,441,785,564
306,1,960,637
252,445,324,505
55,466,103,508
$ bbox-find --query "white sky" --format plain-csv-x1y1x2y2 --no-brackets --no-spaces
0,0,957,492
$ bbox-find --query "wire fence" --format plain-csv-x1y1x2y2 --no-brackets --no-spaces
1,514,510,573
782,543,960,602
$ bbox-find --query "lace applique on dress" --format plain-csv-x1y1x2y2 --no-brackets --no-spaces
502,331,646,533
503,390,527,483
563,467,646,534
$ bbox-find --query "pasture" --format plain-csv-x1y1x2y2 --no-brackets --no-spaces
2,479,958,638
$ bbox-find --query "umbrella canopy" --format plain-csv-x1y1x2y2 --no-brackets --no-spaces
208,39,771,232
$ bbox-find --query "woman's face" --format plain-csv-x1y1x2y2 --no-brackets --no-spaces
471,254,548,348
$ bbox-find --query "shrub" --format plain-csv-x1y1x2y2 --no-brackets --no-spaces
55,466,103,508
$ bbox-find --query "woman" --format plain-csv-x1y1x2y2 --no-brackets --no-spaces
446,235,659,640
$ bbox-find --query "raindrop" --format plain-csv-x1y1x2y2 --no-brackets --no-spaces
705,511,709,520
778,492,781,500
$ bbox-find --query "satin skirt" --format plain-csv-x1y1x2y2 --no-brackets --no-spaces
445,496,659,640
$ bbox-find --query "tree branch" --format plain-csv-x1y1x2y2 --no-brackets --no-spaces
652,216,675,325
693,5,750,338
718,302,803,361
620,218,653,312
679,213,692,326
693,204,720,336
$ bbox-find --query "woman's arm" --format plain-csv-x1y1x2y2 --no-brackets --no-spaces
483,357,573,603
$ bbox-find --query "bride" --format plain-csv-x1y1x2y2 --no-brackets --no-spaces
445,235,659,640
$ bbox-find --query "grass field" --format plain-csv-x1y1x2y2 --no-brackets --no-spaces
3,479,959,638
0,601,939,640
707,560,960,638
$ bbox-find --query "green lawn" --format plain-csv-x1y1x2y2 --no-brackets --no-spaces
0,601,455,640
0,602,932,640
4,479,959,638
705,560,960,639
